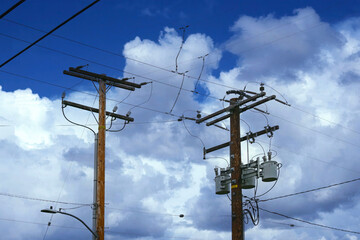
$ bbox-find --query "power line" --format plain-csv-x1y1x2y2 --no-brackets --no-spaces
0,0,99,69
0,192,91,205
0,217,86,230
5,20,358,143
2,64,359,160
3,15,359,140
3,19,359,142
259,207,360,235
290,105,360,135
0,10,324,93
105,229,204,240
0,32,222,103
106,206,181,217
0,217,202,239
0,69,186,120
260,177,360,202
256,139,360,174
169,72,186,113
269,113,360,150
0,0,25,19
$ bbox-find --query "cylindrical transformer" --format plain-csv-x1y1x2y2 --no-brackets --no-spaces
215,169,231,194
261,161,278,182
242,168,256,189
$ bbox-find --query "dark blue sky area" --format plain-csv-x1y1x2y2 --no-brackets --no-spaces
0,0,359,97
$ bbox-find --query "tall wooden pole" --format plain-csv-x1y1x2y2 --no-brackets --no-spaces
96,79,106,240
230,98,244,240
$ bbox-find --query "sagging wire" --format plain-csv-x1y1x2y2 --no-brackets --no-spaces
169,72,188,114
175,25,189,73
106,120,128,132
106,81,152,132
243,82,290,106
243,198,260,226
193,53,209,93
263,83,290,106
241,119,251,132
180,116,205,149
61,93,95,135
112,77,137,111
127,81,153,113
254,142,266,156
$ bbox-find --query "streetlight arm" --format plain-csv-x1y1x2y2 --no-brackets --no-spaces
58,211,98,238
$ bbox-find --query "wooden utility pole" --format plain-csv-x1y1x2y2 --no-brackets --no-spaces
62,67,142,240
196,89,280,240
97,79,106,240
229,98,243,240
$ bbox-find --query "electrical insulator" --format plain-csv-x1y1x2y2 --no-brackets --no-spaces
260,161,278,182
196,111,201,118
260,83,265,92
214,167,231,195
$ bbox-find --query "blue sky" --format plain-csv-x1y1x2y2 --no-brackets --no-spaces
1,1,360,240
1,0,359,97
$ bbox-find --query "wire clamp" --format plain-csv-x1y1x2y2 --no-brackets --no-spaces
247,131,255,144
264,125,273,138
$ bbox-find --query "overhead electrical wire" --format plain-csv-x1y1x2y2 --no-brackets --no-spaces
105,229,204,240
181,118,206,149
255,138,360,174
55,119,180,127
290,105,360,135
0,192,91,205
3,6,358,239
169,72,187,113
0,0,25,19
260,177,360,202
2,70,358,168
0,217,202,240
268,112,360,150
0,217,86,230
3,18,358,140
3,63,358,155
194,54,208,93
4,15,359,132
0,32,222,103
106,206,181,217
0,0,100,69
175,25,189,73
259,207,360,235
0,69,185,119
2,16,359,146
